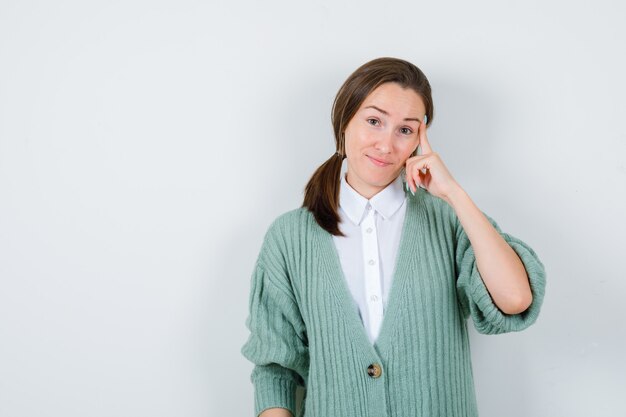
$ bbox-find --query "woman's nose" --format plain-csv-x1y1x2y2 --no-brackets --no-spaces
374,130,394,153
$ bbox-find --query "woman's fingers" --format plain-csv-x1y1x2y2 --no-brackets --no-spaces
419,118,433,155
406,155,429,193
406,118,433,193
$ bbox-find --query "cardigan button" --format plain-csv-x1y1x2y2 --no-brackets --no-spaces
367,363,382,378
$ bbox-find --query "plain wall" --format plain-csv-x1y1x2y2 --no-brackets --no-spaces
1,0,625,416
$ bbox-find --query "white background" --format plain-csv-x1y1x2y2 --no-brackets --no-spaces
1,0,625,416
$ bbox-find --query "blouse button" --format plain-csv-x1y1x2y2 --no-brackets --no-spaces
367,363,382,378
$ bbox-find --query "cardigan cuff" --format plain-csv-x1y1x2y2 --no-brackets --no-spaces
252,367,298,417
466,234,546,335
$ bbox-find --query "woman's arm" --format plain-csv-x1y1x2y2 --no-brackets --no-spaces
259,408,293,417
241,217,309,417
404,120,533,315
446,185,533,314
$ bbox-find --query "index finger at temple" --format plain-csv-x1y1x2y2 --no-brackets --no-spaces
419,118,433,154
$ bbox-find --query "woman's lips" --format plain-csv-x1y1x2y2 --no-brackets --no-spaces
367,155,392,167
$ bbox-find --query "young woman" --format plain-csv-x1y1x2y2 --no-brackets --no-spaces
241,57,546,417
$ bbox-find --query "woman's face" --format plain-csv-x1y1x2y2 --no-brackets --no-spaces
343,82,426,199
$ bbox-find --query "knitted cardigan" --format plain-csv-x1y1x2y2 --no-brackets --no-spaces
241,187,546,417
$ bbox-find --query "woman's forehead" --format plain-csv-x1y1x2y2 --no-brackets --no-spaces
360,83,425,117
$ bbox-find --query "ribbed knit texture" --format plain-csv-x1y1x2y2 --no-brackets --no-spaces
241,187,546,417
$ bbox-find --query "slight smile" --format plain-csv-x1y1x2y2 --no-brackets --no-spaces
367,155,393,167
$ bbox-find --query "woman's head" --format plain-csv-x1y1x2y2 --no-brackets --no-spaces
303,57,434,235
342,82,425,199
332,57,434,158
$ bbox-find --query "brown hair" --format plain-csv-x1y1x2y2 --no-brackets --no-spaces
302,57,435,236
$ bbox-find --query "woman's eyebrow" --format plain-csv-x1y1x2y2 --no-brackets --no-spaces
364,105,422,123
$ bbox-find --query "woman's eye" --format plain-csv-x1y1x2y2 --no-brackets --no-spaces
400,127,413,135
367,118,380,126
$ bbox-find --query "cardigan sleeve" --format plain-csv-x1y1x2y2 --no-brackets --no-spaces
241,237,309,417
454,211,546,335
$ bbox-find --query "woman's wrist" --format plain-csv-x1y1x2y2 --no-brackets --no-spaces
443,182,468,208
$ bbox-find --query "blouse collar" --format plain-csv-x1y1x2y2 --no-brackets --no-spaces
339,173,406,226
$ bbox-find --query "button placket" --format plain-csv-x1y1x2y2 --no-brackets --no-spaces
361,208,384,340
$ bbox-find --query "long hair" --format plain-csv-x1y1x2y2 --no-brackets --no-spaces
303,57,435,236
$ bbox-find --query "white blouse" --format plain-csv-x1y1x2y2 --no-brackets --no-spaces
332,173,407,344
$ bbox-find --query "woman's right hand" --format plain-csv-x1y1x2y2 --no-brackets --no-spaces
259,407,293,417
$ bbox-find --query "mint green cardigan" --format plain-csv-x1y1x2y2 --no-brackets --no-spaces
241,187,546,417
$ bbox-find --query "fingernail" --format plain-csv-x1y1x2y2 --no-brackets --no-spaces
410,186,415,196
424,115,428,124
